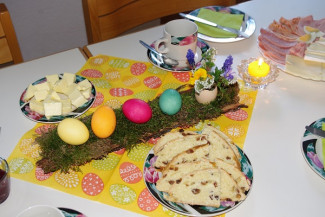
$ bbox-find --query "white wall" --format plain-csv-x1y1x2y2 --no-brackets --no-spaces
3,0,88,61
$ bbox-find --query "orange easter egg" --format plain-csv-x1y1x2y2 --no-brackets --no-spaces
91,105,116,138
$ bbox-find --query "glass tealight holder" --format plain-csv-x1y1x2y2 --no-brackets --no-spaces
237,57,279,89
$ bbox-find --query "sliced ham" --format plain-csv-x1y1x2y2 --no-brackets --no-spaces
289,42,307,57
279,17,301,36
260,28,298,48
268,20,299,39
259,43,286,65
258,35,291,56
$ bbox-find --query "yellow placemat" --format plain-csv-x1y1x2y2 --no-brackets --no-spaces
8,55,257,217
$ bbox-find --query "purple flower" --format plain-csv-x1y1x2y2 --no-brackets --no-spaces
186,49,195,68
221,55,234,81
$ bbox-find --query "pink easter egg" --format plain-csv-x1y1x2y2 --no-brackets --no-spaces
122,99,152,124
119,162,142,184
109,88,133,97
143,76,162,89
81,69,103,78
35,167,53,181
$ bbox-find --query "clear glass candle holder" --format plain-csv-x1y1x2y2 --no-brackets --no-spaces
237,57,279,89
0,157,10,204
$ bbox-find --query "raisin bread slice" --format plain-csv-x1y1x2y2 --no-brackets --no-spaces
154,134,208,170
156,159,215,192
202,126,241,169
203,125,241,161
153,129,197,155
164,168,221,207
220,168,246,202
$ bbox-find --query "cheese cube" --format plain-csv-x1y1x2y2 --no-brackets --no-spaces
61,99,73,115
46,74,59,87
44,99,62,118
81,88,91,99
34,90,49,101
29,98,45,115
24,84,36,101
53,80,70,94
34,82,50,91
48,90,61,101
77,79,92,91
68,88,88,108
62,73,76,85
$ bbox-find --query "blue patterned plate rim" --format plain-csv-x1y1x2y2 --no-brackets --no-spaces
143,143,254,217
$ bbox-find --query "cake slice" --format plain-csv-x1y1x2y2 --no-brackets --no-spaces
156,159,215,192
219,168,246,202
153,129,197,155
154,134,208,170
163,168,221,207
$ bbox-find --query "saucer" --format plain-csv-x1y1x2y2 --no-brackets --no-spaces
147,39,210,72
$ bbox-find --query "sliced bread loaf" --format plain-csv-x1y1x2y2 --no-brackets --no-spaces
163,168,221,207
154,134,208,170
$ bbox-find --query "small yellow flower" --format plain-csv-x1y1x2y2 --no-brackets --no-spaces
194,68,207,80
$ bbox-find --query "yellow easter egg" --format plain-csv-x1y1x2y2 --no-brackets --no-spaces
91,105,116,138
57,118,89,145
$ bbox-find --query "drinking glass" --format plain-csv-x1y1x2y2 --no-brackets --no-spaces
0,157,10,204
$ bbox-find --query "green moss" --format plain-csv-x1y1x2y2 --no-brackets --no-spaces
36,83,244,173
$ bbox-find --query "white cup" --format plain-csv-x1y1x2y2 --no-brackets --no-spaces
154,19,198,61
16,205,65,217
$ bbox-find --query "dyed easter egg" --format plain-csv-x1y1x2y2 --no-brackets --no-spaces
159,89,182,115
91,105,116,138
57,118,89,145
122,99,152,124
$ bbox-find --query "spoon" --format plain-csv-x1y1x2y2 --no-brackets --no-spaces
139,40,179,66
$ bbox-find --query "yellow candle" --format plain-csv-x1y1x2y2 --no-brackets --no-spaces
248,58,270,77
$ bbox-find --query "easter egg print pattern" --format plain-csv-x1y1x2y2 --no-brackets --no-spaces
105,99,123,109
110,184,136,205
147,65,168,75
225,124,245,139
130,62,147,75
122,76,141,88
162,83,182,91
137,188,159,212
92,91,104,108
143,76,162,89
105,69,121,81
91,79,111,89
19,138,40,158
119,162,142,184
109,88,133,97
35,167,53,181
225,109,248,121
81,69,103,78
89,56,109,66
108,59,130,68
55,170,79,188
9,158,34,174
133,90,157,102
127,143,152,162
82,173,104,196
91,154,120,171
172,72,190,82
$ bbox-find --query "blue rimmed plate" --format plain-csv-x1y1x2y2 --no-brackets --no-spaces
301,117,325,179
19,74,96,123
143,145,253,216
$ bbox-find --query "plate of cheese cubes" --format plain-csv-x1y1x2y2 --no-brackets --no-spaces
19,73,96,123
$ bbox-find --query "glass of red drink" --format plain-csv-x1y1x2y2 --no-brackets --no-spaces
0,157,10,204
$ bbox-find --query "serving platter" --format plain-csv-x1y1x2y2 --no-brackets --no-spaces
143,145,253,216
19,74,96,123
188,6,256,43
301,117,325,180
147,39,210,72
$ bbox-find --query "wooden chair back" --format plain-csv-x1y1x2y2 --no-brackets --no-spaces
82,0,236,44
0,3,23,66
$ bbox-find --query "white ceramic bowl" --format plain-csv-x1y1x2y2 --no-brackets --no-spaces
16,205,64,217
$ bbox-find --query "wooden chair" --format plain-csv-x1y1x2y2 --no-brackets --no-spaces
82,0,237,44
0,3,23,66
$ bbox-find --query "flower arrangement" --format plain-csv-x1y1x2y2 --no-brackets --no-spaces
186,48,236,95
